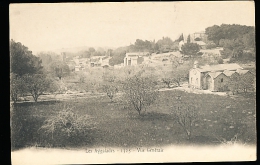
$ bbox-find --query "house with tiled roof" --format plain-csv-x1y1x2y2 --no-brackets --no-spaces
123,52,149,66
189,62,253,92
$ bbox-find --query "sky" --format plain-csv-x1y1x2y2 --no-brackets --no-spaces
10,2,255,54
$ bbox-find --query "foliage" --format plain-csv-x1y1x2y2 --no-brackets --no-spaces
194,37,201,41
187,35,191,43
123,73,158,115
102,84,118,102
162,77,173,88
181,43,200,55
10,39,43,76
23,74,53,102
109,48,126,66
10,73,26,103
175,33,184,42
227,74,241,95
39,104,95,139
239,73,254,93
206,42,217,49
50,61,70,80
205,24,255,62
227,72,254,95
171,98,199,140
205,24,255,46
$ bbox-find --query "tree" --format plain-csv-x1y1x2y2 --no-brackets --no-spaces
23,74,53,102
10,39,43,76
172,64,190,87
123,74,158,115
171,96,199,140
206,42,217,49
175,33,184,42
10,73,26,103
239,73,254,93
181,43,200,55
187,35,191,43
109,51,125,66
50,61,70,80
89,47,95,54
227,74,240,95
162,77,173,88
102,84,118,102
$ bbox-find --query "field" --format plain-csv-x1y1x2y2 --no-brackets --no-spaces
11,89,256,151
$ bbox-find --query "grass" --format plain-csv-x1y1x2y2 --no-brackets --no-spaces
11,90,256,151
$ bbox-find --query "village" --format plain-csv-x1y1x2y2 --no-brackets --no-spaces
51,30,255,96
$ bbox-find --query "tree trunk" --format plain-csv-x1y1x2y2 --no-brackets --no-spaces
186,129,191,140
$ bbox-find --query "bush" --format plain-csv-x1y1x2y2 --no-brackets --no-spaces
102,84,118,102
206,43,217,49
39,105,95,140
217,58,224,64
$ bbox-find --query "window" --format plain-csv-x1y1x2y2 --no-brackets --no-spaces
221,78,223,82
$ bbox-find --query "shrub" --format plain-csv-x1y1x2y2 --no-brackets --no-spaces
102,84,118,102
39,105,95,140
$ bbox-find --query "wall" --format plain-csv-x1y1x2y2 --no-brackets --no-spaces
213,74,229,91
189,69,201,89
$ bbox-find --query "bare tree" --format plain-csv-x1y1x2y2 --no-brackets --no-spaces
171,96,199,140
23,74,53,102
10,73,26,103
123,74,158,115
239,73,254,93
102,84,118,102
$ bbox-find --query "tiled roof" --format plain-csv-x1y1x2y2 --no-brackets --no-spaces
223,70,236,77
236,69,250,75
207,72,223,79
126,52,149,56
197,64,243,72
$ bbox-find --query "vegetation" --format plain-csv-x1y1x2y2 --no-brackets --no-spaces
23,74,53,102
50,61,70,80
39,104,95,139
123,73,158,115
10,73,26,103
10,39,43,76
11,90,256,150
181,43,200,55
171,97,199,140
205,24,255,62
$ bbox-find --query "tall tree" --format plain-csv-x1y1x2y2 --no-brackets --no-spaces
187,35,191,43
181,43,200,55
10,39,43,76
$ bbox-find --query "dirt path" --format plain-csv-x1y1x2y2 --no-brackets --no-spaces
158,83,227,96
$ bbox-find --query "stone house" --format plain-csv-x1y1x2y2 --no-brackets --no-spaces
123,52,149,66
188,61,250,92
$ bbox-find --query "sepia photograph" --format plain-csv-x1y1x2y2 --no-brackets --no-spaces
10,2,256,164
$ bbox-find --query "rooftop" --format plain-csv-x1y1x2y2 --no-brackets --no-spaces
223,70,237,77
207,72,223,79
236,69,250,75
126,52,150,56
196,63,243,72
